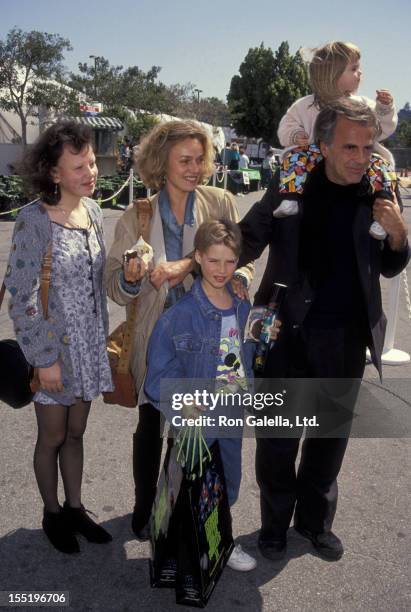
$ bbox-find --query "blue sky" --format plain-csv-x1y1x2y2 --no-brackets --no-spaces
2,0,410,108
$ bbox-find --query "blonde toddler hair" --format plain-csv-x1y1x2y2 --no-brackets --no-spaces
308,41,361,107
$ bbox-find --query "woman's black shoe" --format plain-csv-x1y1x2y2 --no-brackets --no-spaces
131,513,150,541
63,502,112,543
42,508,80,554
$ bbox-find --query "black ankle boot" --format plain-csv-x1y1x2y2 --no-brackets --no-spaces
132,431,157,540
131,513,150,541
42,508,80,554
63,502,112,544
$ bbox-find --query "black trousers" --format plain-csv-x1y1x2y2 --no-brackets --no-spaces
256,322,367,541
132,402,166,531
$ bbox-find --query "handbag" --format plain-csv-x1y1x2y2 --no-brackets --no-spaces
103,198,153,408
0,245,51,408
150,440,234,607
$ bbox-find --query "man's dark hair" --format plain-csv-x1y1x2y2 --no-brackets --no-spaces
20,121,93,205
314,98,382,145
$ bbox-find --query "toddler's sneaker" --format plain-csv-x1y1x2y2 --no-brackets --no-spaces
227,544,257,571
369,221,387,240
273,200,299,218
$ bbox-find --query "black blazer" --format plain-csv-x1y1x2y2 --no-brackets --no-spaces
239,170,410,377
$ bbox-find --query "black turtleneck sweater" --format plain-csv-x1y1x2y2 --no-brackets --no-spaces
300,166,370,329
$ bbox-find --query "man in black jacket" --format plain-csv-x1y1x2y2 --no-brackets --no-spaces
239,98,410,562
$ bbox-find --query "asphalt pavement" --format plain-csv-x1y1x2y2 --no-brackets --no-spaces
0,189,410,612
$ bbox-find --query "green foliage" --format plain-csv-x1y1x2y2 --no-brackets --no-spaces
69,58,230,126
95,176,117,192
196,97,231,126
227,42,310,146
69,59,186,118
397,120,411,147
0,175,27,214
125,114,159,141
0,28,76,145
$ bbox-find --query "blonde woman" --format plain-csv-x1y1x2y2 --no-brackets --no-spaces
105,120,253,541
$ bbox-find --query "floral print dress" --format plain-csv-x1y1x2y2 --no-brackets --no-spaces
34,219,113,404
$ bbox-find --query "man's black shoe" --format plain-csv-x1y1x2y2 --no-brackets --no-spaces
258,537,287,561
294,525,343,561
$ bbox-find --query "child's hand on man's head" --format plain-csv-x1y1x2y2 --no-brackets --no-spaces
376,90,394,106
293,131,309,148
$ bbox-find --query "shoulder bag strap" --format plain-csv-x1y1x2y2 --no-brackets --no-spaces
39,244,52,319
0,282,6,311
118,198,153,374
0,244,52,316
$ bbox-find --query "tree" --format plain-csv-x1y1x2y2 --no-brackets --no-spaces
0,28,75,146
69,57,126,116
163,88,231,125
70,57,230,128
124,113,159,142
196,97,231,126
397,120,411,147
69,59,187,117
227,42,310,146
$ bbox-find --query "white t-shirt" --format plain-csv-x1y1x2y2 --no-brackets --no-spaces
239,154,249,170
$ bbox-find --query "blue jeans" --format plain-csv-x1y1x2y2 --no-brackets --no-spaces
206,437,243,506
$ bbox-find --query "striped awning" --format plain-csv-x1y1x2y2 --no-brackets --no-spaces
73,116,123,131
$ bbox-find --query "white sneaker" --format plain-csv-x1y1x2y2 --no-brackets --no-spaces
227,544,257,571
273,199,299,218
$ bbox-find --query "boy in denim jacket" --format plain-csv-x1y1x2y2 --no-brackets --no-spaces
145,219,261,573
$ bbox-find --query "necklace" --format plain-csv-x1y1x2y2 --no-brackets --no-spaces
53,201,90,230
54,200,83,215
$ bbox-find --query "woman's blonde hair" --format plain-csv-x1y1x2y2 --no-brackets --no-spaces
135,120,215,190
308,41,361,107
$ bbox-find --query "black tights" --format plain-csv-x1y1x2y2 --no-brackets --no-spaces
132,403,166,529
34,399,91,512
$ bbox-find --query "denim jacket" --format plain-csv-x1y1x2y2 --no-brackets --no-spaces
144,277,255,411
